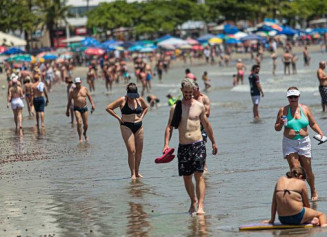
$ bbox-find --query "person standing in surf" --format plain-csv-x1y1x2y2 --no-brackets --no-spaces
248,65,264,119
162,78,217,215
274,87,324,201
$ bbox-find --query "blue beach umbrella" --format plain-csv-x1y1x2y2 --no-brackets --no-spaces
240,34,265,42
43,54,57,60
277,26,297,35
2,47,26,55
156,34,172,42
128,45,144,52
197,34,215,43
225,38,241,44
224,24,239,34
82,37,100,47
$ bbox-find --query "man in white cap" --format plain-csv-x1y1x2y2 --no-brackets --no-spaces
66,77,95,142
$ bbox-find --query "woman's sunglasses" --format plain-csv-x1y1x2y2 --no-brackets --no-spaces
288,96,299,99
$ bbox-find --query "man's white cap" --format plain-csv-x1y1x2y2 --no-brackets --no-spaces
287,89,300,97
74,77,81,83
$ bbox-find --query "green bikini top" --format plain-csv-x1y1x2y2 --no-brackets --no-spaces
285,106,309,140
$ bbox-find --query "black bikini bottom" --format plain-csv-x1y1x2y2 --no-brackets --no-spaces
121,121,142,134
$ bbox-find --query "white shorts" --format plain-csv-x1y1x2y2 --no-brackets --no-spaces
282,136,311,158
11,98,24,110
251,95,260,105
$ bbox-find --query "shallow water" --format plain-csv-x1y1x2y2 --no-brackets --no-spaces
1,51,327,236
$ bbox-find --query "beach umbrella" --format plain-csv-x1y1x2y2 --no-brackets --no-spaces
2,47,26,55
140,47,155,53
233,32,248,39
216,33,226,39
84,47,105,56
186,38,199,45
277,26,297,35
156,34,172,42
43,54,58,60
159,44,175,50
197,34,215,43
157,38,188,46
192,45,203,50
179,44,192,49
208,37,223,44
256,31,268,37
225,38,241,44
82,37,99,47
128,45,144,52
120,41,134,49
7,54,32,62
271,24,282,32
240,34,265,42
135,40,155,46
224,24,239,34
268,31,277,36
62,36,85,43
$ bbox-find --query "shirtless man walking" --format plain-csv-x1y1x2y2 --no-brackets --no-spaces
236,59,246,85
317,61,327,112
66,77,95,142
30,74,49,127
163,79,218,215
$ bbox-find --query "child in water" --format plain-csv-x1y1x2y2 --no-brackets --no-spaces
202,71,211,91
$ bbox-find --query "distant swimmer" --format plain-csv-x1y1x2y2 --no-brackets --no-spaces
31,74,49,128
7,76,24,131
271,53,277,76
86,66,96,92
106,83,148,180
266,168,327,227
282,50,292,75
275,87,324,201
248,65,264,119
163,79,217,215
66,77,95,143
185,68,197,81
236,59,246,85
317,61,327,112
303,46,310,66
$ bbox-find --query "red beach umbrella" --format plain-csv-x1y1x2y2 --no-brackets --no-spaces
0,46,7,53
192,45,203,50
84,47,105,56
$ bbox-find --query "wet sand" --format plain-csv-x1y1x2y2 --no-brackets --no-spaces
1,47,327,236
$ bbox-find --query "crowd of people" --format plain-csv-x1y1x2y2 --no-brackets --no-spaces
3,42,327,225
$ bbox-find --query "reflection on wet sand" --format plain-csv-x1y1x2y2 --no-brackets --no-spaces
187,214,210,237
126,180,152,237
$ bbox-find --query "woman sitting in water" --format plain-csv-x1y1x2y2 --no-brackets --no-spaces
275,87,324,201
106,83,148,180
266,167,327,227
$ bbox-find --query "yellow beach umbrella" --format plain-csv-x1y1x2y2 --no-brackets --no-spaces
209,37,223,44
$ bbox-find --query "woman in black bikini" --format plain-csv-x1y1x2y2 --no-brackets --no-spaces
106,83,148,180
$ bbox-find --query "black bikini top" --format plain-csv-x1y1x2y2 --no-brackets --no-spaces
121,97,143,115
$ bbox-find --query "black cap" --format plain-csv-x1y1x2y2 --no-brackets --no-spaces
126,86,139,98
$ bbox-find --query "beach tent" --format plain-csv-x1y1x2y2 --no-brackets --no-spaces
157,38,188,46
224,24,239,34
197,34,215,43
0,32,26,46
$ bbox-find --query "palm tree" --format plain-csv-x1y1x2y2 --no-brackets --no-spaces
37,0,71,47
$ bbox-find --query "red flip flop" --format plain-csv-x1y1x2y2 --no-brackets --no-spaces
155,148,175,163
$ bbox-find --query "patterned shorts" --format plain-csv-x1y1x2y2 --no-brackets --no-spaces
177,141,206,176
319,86,327,104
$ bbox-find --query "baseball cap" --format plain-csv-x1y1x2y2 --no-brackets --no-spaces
126,85,139,98
287,89,300,97
12,77,18,83
74,77,81,83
